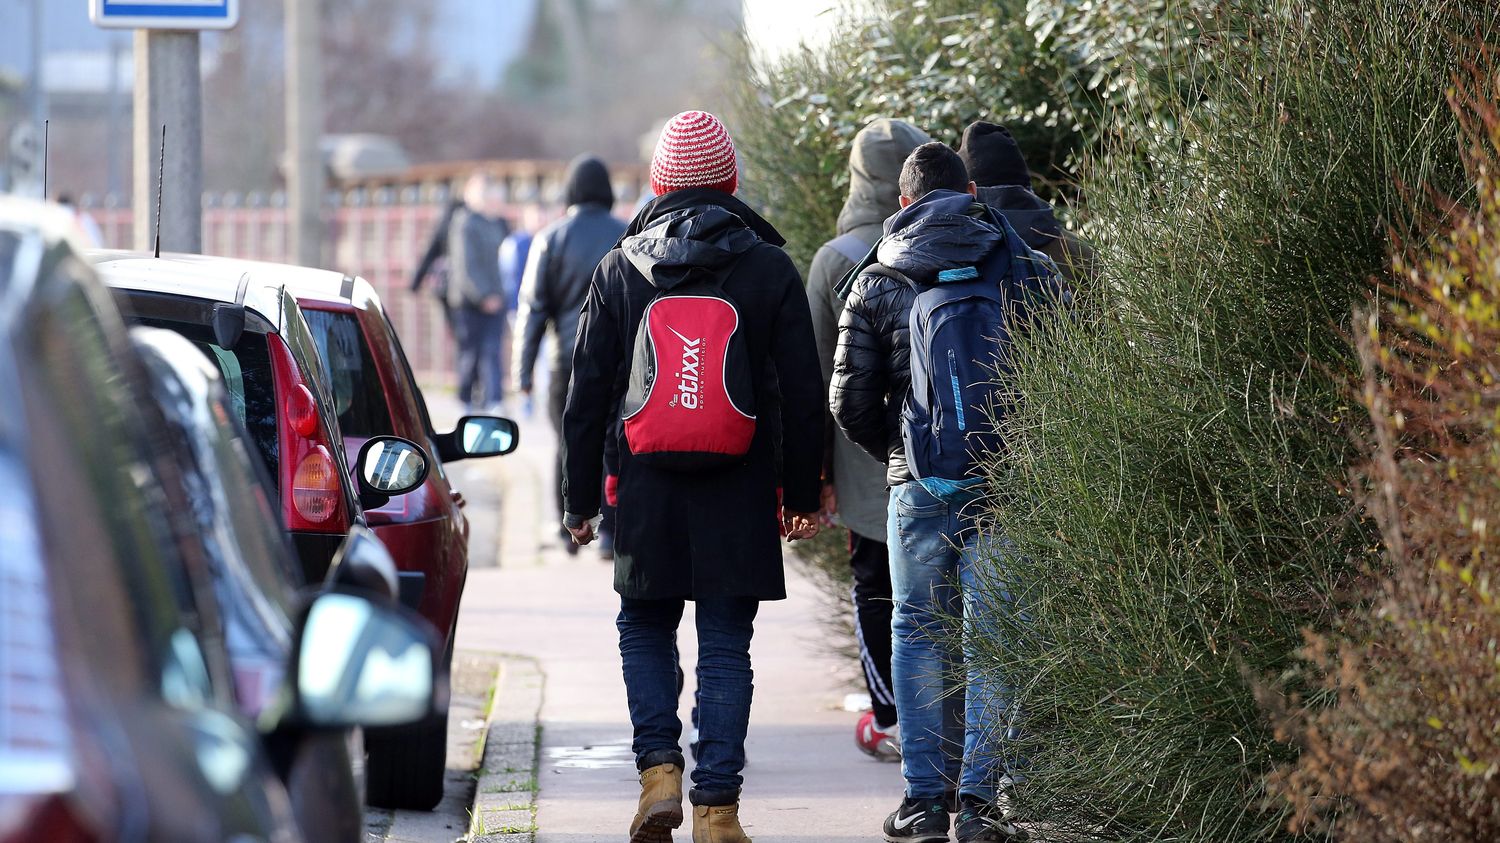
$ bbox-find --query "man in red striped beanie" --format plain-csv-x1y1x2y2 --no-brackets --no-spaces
562,110,824,843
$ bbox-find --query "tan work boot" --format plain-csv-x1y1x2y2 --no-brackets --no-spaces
628,762,684,843
692,803,752,843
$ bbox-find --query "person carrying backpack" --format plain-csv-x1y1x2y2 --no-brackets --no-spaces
807,117,932,761
561,110,824,843
833,142,1055,843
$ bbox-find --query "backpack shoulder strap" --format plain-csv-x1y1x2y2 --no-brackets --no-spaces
826,233,873,265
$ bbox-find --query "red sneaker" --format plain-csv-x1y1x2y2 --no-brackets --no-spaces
855,710,902,762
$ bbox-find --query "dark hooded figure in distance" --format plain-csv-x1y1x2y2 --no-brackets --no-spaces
561,110,823,843
515,155,628,556
956,121,1095,286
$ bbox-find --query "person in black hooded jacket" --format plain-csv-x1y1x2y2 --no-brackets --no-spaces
560,110,823,843
515,154,627,556
956,120,1095,286
832,143,1031,843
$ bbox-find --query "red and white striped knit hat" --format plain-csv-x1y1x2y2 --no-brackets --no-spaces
649,110,739,196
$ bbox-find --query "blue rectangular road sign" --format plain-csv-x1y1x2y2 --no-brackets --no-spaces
90,0,240,30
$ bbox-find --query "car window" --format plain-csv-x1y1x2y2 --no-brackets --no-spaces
134,318,281,484
303,308,395,439
27,272,221,706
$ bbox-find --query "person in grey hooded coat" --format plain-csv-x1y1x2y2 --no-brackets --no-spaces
805,117,931,760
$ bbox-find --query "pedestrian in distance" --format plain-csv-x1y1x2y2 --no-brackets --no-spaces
806,117,932,763
411,172,511,410
955,121,1095,287
514,155,628,558
834,142,1058,843
561,110,825,843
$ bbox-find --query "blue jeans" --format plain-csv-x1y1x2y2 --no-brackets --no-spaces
454,306,504,408
888,481,1020,802
618,596,758,806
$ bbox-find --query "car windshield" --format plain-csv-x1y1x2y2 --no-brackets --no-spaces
302,308,394,440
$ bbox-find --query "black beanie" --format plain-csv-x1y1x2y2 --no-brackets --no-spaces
957,121,1032,188
564,155,615,208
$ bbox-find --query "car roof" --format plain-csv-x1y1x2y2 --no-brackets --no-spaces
278,268,382,312
87,250,362,329
0,197,88,311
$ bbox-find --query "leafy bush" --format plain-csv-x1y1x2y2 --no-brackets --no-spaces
975,2,1496,840
1270,70,1500,841
729,0,1082,274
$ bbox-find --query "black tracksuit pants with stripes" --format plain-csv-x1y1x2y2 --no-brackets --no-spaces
850,531,898,728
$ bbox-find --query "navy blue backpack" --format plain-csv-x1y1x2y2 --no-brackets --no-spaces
900,214,1062,501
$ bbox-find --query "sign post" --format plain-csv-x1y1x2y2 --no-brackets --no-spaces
89,0,239,31
91,1,239,253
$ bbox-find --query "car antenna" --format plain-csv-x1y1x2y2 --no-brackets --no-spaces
153,123,166,258
41,120,48,199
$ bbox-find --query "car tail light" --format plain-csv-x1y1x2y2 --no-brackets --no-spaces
0,795,97,843
287,383,319,438
268,337,350,534
291,446,340,523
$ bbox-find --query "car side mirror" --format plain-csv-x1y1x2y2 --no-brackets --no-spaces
326,525,399,603
292,592,441,729
437,415,520,463
355,436,430,507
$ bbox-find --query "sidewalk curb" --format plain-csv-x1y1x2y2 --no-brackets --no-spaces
466,654,546,842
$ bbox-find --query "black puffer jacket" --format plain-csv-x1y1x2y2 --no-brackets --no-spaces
831,190,1005,486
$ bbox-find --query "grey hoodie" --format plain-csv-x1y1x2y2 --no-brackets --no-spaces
807,118,930,540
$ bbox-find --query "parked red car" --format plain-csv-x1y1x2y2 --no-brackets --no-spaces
283,272,517,809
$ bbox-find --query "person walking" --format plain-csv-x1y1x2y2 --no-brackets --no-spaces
411,172,510,409
561,110,824,843
956,121,1094,286
833,143,1043,843
806,117,931,762
514,155,628,557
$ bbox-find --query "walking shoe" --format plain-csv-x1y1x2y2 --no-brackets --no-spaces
628,762,684,843
855,710,902,762
954,794,1028,842
598,530,615,562
692,803,752,842
883,796,950,843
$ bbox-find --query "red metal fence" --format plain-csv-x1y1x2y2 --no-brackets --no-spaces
88,160,649,385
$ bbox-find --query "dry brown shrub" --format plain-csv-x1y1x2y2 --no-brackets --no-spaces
1272,65,1500,841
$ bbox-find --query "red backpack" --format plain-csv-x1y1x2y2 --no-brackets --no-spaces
622,280,756,470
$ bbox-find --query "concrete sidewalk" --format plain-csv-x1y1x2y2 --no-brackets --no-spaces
449,409,899,842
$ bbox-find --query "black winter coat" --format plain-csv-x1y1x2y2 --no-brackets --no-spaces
562,188,824,601
831,190,1007,486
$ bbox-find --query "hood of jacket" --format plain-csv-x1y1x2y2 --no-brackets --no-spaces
564,155,615,208
836,119,932,236
876,190,1005,285
620,188,784,290
976,185,1062,251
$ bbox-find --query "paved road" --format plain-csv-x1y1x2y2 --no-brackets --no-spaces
449,406,900,842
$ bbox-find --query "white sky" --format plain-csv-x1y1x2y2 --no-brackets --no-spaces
741,0,845,63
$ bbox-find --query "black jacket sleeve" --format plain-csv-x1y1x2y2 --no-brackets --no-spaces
410,202,456,291
770,250,825,514
830,273,893,462
561,258,622,521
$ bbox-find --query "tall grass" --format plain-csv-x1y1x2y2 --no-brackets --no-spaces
977,2,1498,840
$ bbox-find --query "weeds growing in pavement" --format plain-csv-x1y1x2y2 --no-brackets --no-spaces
973,2,1498,840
